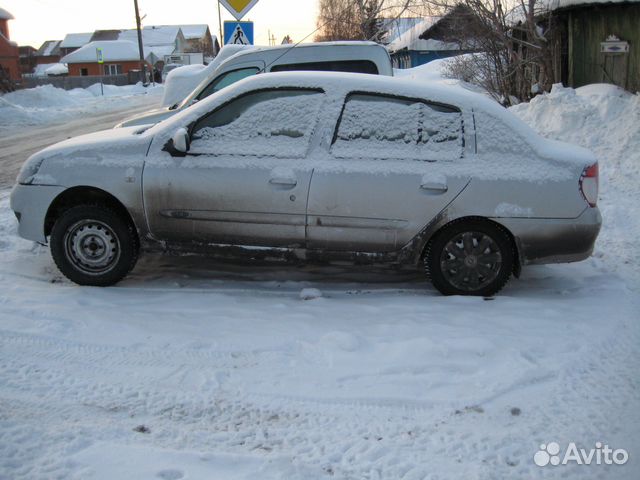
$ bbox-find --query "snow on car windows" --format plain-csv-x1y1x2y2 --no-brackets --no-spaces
190,89,324,158
332,93,464,161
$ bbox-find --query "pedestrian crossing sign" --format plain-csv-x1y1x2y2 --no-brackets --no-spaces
224,21,254,46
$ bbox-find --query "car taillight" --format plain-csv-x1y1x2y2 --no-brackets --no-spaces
579,163,599,207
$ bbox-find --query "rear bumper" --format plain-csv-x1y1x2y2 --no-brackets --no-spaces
10,184,66,244
495,207,602,265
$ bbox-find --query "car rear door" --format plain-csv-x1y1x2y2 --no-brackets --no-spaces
143,87,325,248
306,92,471,252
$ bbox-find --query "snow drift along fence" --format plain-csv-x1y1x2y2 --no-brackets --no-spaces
22,74,130,90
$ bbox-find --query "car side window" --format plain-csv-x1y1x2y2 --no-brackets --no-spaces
190,89,324,158
331,93,464,161
196,67,260,101
271,60,379,75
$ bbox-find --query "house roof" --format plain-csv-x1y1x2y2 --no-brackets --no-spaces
90,30,122,42
119,25,181,47
177,24,209,40
36,40,62,57
0,7,14,20
388,17,461,52
383,17,424,44
60,32,93,48
61,40,141,63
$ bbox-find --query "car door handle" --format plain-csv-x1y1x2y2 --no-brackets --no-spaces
420,182,448,193
269,178,297,187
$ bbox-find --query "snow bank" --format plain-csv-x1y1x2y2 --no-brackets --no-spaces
510,83,640,283
0,83,163,129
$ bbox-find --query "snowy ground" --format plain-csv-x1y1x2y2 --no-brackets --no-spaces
0,82,638,480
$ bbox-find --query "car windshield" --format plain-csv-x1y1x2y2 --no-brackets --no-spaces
177,67,260,110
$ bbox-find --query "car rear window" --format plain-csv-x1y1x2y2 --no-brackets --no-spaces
332,93,464,161
271,60,379,75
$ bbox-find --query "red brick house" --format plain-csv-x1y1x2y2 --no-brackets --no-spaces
61,40,150,77
0,7,20,82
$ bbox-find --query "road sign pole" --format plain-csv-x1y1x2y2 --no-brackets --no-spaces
96,48,104,96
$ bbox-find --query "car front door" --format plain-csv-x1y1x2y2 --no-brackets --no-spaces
143,87,325,248
306,92,471,253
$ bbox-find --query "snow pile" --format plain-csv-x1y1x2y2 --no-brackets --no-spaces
161,45,250,107
510,83,640,284
43,63,68,76
394,58,452,82
299,288,322,300
31,63,68,77
0,83,163,130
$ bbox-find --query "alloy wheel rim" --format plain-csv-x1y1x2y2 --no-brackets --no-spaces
64,219,121,275
440,231,502,291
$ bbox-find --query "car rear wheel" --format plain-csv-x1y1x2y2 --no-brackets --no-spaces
50,205,138,286
425,219,514,296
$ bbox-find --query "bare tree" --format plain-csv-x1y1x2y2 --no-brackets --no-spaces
418,0,559,104
315,0,420,42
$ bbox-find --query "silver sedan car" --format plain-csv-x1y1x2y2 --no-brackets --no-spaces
10,72,601,296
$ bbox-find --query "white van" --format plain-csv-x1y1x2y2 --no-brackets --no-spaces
115,42,393,128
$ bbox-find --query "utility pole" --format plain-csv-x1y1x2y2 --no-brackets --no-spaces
133,0,147,85
217,1,223,46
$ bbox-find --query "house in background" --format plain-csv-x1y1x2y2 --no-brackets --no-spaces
18,45,37,75
387,17,465,69
550,0,640,92
61,40,150,77
119,25,186,72
59,32,93,57
0,6,20,84
178,24,219,58
35,39,61,65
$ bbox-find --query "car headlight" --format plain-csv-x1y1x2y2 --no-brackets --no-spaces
16,155,45,185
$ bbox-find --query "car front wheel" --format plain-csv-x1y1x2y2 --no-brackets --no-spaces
50,205,138,286
425,220,514,296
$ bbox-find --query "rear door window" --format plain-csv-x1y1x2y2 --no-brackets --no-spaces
271,60,379,75
331,93,463,161
190,88,324,158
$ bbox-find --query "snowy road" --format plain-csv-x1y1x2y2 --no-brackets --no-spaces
0,98,160,187
0,82,639,479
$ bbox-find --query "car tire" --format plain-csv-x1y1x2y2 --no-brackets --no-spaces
425,219,514,296
50,205,139,286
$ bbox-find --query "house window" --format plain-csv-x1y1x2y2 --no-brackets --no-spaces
103,64,123,76
80,68,88,76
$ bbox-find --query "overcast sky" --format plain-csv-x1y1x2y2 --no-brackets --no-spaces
2,0,319,49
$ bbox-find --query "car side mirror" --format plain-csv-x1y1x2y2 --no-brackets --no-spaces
172,128,190,153
164,127,190,157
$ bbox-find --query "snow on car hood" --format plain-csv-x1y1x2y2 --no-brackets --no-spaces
17,126,154,185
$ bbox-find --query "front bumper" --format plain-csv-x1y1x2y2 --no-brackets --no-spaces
10,184,66,244
495,207,602,265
